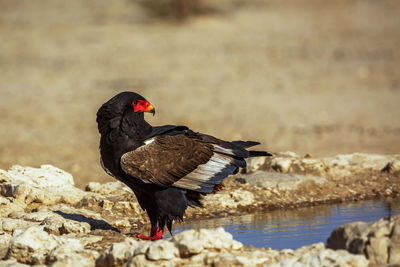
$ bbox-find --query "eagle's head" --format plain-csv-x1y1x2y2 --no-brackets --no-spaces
96,91,155,135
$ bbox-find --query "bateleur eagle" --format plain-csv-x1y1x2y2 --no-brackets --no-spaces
96,91,271,240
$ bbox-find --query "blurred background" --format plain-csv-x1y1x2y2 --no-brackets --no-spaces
0,0,399,188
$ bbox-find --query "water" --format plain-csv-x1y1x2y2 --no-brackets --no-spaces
167,199,400,250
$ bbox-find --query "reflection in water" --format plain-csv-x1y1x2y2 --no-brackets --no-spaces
167,199,400,249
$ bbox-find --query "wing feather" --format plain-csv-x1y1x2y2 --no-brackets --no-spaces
120,134,246,193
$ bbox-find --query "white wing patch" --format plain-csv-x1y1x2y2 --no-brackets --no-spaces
144,138,155,145
212,144,236,155
172,152,236,193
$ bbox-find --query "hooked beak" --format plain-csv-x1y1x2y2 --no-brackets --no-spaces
146,104,155,116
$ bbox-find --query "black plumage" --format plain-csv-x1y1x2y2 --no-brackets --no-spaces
96,91,271,240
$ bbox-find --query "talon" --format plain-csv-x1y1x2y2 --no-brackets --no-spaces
134,232,163,240
133,228,163,240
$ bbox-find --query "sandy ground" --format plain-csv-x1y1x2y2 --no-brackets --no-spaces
0,0,399,187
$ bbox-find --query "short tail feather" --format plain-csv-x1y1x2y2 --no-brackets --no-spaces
249,150,272,157
232,140,272,157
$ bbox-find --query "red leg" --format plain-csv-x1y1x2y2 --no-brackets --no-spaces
133,224,163,240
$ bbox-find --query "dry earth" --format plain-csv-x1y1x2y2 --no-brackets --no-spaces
0,0,399,188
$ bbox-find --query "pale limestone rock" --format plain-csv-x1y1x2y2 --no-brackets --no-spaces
266,249,369,267
389,223,400,263
85,181,130,195
279,152,301,158
96,238,138,266
145,240,179,261
50,252,96,267
16,211,62,223
211,253,244,267
230,189,254,206
113,218,132,229
0,232,13,258
327,215,400,264
41,213,91,236
367,237,390,264
0,196,26,218
6,226,60,264
1,218,37,233
246,156,267,173
0,165,85,206
5,225,84,265
202,189,254,209
293,242,325,256
0,259,31,266
326,221,370,254
78,235,103,247
172,232,204,256
0,201,26,218
133,240,152,256
238,171,327,190
4,165,74,187
47,243,95,267
100,199,114,210
267,152,400,178
41,216,65,235
59,220,91,235
271,157,293,173
0,196,10,205
125,254,148,267
172,227,243,253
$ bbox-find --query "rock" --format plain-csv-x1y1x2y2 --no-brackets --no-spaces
16,211,62,222
5,225,84,265
49,252,97,267
2,165,74,187
38,212,90,235
0,165,86,206
202,189,255,209
96,238,138,266
0,233,13,258
237,171,327,190
6,226,60,264
265,152,400,177
146,240,179,261
97,228,243,266
172,230,205,256
59,220,91,235
85,181,131,195
0,197,25,217
326,221,370,254
270,157,294,173
266,249,369,267
327,214,400,264
125,254,148,267
367,236,390,264
389,223,400,263
0,218,38,233
0,259,31,266
173,227,243,253
246,156,267,173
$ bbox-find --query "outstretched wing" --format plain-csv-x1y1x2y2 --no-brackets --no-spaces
120,134,244,193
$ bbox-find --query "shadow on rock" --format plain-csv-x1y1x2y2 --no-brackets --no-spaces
53,210,120,232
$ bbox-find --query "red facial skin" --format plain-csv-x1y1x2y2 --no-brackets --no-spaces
133,100,151,113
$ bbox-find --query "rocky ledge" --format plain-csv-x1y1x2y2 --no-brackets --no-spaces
0,152,399,266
